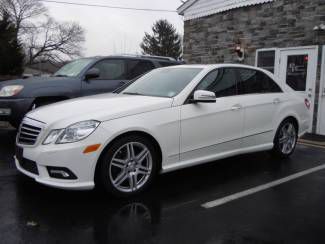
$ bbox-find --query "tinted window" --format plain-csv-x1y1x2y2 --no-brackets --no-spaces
127,60,155,80
92,59,126,80
238,68,282,94
196,68,237,97
159,61,176,67
122,68,202,98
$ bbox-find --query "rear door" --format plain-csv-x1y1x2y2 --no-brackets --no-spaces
81,59,127,96
237,68,284,147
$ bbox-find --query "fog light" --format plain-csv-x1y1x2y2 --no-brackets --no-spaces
0,108,11,115
47,167,77,180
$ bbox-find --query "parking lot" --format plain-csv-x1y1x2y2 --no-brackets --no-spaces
1,125,325,244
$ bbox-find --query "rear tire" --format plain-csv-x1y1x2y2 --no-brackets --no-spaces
272,119,298,158
98,135,159,197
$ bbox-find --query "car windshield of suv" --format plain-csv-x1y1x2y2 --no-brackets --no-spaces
121,67,203,98
54,58,94,77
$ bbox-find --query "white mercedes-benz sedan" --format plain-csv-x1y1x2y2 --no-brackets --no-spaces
15,64,310,196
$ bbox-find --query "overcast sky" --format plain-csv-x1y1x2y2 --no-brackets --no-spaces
43,0,184,57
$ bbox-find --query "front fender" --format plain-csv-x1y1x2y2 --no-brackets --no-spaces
30,86,78,99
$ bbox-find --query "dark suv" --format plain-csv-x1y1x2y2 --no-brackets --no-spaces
0,55,181,128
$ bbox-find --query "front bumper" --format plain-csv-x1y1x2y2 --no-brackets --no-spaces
0,98,34,123
15,126,109,190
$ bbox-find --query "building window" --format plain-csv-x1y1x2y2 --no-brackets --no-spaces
286,55,309,91
256,50,276,73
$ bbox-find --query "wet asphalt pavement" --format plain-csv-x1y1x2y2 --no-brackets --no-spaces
1,127,325,244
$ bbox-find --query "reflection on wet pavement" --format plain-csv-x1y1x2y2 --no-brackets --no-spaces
1,128,325,243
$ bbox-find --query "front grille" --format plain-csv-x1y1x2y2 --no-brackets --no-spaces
18,122,42,145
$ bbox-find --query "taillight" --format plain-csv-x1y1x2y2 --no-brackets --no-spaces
304,98,311,110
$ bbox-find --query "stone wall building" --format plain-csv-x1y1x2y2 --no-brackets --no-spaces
178,0,325,135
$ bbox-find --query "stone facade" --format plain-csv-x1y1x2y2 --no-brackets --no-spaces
183,0,325,65
182,0,325,133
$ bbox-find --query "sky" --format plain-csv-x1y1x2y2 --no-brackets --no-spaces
42,0,185,57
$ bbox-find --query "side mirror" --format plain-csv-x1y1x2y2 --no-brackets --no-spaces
85,68,100,80
191,90,216,103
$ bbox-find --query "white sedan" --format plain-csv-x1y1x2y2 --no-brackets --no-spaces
15,64,310,196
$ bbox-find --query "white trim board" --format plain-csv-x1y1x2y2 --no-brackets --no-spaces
317,45,325,135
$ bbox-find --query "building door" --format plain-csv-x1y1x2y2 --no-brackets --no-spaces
317,46,325,135
278,47,318,132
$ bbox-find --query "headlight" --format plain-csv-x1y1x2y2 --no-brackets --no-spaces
43,129,63,145
0,85,24,97
43,120,100,145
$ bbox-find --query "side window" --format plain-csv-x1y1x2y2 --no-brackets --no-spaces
196,68,237,98
92,59,126,80
238,68,282,94
268,76,282,92
127,60,155,80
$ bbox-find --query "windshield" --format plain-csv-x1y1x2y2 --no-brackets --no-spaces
54,58,94,77
121,67,202,98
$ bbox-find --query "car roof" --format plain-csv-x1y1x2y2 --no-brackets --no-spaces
90,55,181,63
167,63,275,76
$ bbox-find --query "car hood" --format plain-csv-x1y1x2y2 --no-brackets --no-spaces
0,77,78,98
26,93,173,127
0,76,75,87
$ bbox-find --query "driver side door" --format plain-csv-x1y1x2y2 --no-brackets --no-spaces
81,59,127,96
180,68,244,163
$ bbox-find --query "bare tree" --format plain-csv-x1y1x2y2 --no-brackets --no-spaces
25,17,85,64
0,0,85,64
0,0,47,37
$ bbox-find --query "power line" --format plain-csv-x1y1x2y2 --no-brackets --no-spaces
39,0,178,13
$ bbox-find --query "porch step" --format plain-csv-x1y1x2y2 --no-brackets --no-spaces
299,133,325,147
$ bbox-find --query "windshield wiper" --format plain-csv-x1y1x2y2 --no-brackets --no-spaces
122,92,144,96
53,74,68,77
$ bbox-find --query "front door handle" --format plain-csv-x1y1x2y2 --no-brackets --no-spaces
231,104,242,111
273,98,281,104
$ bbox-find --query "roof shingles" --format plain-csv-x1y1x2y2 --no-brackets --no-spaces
178,0,275,20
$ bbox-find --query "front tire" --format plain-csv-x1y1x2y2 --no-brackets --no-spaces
98,135,159,197
272,119,298,158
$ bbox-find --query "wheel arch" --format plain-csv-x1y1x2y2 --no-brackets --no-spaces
275,115,300,139
94,130,163,186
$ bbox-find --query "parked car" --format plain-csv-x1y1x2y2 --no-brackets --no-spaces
0,55,181,128
15,64,310,197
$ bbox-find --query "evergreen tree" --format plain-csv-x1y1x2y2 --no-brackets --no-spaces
140,19,182,60
0,11,24,76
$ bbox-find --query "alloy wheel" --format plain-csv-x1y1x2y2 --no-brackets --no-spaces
109,142,153,193
278,122,297,155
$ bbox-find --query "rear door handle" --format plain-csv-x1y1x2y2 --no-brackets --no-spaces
231,104,242,111
273,98,281,104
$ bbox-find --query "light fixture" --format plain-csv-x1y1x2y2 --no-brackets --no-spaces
235,44,245,61
313,23,325,31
